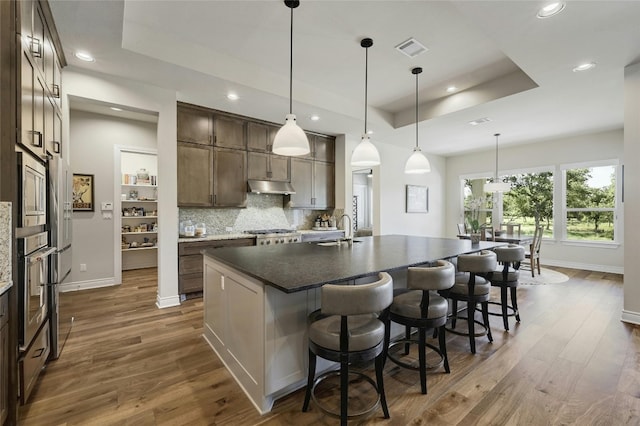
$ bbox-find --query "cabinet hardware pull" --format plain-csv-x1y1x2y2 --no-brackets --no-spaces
30,130,43,147
53,141,60,154
52,84,60,98
29,36,42,58
32,347,45,358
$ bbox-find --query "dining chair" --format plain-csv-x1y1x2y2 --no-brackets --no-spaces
524,225,544,277
457,223,467,234
480,224,494,241
500,223,521,236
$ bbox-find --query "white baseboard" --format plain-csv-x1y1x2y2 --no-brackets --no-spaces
156,294,181,309
621,310,640,325
60,278,118,292
541,259,624,275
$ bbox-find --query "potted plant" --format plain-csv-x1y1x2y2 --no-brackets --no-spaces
467,197,484,244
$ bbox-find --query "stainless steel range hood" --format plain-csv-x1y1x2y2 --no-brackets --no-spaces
247,180,296,195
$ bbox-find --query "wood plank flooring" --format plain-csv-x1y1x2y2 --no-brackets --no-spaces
18,267,639,425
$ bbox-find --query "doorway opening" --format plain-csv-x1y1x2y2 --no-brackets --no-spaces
352,168,374,237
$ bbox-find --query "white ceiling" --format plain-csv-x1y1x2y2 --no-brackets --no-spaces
50,0,640,156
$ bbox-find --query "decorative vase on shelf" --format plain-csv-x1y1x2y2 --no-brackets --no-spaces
136,168,150,184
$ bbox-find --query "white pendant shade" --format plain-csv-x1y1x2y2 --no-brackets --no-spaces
485,181,511,193
404,146,431,174
351,134,380,166
272,114,310,156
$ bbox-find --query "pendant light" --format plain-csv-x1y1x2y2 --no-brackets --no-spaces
404,67,431,174
351,38,381,167
484,133,511,192
272,0,310,157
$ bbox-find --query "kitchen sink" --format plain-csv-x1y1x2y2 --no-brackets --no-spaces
316,239,362,247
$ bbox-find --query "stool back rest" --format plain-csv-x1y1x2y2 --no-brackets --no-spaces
457,250,497,274
408,260,455,291
494,244,525,263
321,272,393,316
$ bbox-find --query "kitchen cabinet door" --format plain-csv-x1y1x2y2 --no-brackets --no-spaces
21,52,37,156
177,143,213,207
213,148,247,207
247,152,269,180
288,158,313,208
247,121,270,152
312,134,335,163
270,155,290,182
45,96,56,156
177,107,212,145
52,52,62,108
0,293,8,425
213,115,245,149
32,4,45,75
44,26,55,95
314,162,335,209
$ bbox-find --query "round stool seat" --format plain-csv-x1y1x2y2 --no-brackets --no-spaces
309,314,384,352
391,291,448,319
489,266,520,284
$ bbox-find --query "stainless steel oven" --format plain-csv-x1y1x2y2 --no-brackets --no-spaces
18,231,55,350
18,150,47,228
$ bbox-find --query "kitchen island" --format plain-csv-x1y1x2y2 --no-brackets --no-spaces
202,235,503,413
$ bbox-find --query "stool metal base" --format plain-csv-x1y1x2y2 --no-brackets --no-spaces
387,339,444,371
310,370,380,421
487,300,518,318
445,316,489,338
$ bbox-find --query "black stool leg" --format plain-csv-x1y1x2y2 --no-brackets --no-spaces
418,327,427,394
302,349,316,412
501,285,509,330
511,286,520,322
340,356,348,426
375,351,390,418
451,299,458,329
439,325,450,374
482,301,493,342
468,301,476,354
404,325,411,355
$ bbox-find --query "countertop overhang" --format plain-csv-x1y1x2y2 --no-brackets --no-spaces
203,235,505,293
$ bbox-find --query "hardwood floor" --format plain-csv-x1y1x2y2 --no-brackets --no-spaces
18,267,639,425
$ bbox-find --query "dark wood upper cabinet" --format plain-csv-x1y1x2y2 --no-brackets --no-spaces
213,147,246,207
177,107,212,145
312,134,335,163
247,121,270,152
213,115,245,149
177,143,214,207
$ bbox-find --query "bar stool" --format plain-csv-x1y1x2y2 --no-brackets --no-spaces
487,244,525,330
440,250,497,354
387,260,455,394
302,272,393,425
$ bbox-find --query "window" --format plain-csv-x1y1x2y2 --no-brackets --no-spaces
503,170,554,238
563,163,618,242
462,178,493,232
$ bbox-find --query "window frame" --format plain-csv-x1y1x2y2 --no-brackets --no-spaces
560,159,620,245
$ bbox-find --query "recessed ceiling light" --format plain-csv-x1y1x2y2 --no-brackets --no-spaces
573,62,596,72
446,86,457,93
537,2,566,19
226,93,239,100
468,117,491,126
74,51,95,62
310,115,320,121
110,107,123,112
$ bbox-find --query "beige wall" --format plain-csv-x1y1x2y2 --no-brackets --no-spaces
623,62,640,324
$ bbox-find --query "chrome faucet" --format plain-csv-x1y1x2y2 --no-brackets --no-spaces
339,214,352,242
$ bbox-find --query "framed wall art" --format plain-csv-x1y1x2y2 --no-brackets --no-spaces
406,184,428,213
73,173,95,211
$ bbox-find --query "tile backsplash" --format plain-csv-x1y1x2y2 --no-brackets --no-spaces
0,202,12,284
179,194,343,234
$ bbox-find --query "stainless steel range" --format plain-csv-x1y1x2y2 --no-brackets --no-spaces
246,229,301,246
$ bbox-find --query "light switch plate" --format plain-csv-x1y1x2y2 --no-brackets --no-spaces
101,202,113,211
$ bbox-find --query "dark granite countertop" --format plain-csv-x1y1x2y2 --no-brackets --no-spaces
203,235,504,293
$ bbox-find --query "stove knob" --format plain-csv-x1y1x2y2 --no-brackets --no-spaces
260,241,265,245
275,240,279,244
266,240,271,245
280,238,285,243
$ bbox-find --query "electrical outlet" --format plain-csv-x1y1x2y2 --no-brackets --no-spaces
80,263,87,272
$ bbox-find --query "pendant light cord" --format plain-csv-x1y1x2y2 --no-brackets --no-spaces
289,6,293,114
494,133,500,180
364,46,368,134
415,71,419,149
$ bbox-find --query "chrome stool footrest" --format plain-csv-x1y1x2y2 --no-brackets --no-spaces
310,370,380,421
487,300,518,318
387,339,444,371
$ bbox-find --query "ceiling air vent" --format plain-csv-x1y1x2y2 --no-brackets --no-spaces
468,117,492,126
395,38,428,58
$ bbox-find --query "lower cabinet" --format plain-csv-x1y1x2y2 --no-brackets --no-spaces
178,238,255,294
0,292,8,425
19,320,50,404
